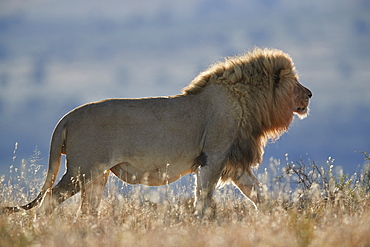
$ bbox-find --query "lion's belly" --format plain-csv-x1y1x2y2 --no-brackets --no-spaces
110,157,194,186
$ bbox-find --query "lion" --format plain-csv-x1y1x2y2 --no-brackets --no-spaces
2,48,311,216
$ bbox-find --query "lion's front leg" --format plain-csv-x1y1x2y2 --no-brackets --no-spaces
194,163,223,218
232,170,262,209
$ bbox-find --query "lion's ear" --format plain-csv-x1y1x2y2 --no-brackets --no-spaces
273,68,283,85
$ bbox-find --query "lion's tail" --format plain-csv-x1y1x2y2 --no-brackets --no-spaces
1,121,67,214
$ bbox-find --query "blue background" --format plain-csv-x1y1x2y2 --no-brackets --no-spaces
0,0,369,181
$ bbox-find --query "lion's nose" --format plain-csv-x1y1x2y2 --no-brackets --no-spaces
308,90,312,98
298,81,312,99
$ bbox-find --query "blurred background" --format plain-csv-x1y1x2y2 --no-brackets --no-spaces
0,0,369,180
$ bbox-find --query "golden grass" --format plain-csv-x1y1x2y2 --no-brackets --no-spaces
1,156,370,247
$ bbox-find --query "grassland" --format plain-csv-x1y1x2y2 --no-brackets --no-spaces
1,154,369,247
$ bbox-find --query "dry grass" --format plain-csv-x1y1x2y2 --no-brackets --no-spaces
1,153,370,247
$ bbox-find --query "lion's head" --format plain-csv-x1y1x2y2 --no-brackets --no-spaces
267,53,312,136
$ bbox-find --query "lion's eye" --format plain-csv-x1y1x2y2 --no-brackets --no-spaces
273,68,282,85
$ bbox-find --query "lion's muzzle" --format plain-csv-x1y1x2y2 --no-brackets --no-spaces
293,81,312,118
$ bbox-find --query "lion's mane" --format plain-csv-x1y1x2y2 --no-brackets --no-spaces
183,48,297,180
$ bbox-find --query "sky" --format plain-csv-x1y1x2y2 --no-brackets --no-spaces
0,0,369,182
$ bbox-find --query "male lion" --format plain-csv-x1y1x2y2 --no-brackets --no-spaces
2,48,311,216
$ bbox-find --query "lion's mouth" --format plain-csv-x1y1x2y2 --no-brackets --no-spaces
293,106,309,118
296,107,306,112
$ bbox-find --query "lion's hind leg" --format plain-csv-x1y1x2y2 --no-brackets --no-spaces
37,171,82,214
80,170,110,216
38,165,107,215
